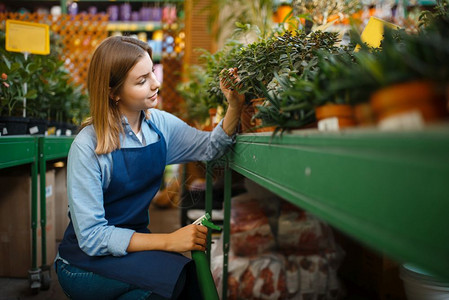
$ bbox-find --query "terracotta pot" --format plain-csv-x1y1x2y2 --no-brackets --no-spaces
276,4,292,23
315,104,356,129
240,103,255,133
370,80,447,125
354,103,375,126
251,98,276,132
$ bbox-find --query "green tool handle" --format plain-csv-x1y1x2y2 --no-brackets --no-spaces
191,250,219,300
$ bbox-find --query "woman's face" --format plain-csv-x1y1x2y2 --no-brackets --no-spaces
117,52,160,113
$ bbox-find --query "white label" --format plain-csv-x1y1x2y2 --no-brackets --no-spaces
2,128,6,135
65,129,72,136
56,129,61,136
378,110,424,131
29,126,39,134
46,185,53,198
318,117,340,132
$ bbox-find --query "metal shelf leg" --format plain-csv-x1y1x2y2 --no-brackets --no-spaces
222,163,232,300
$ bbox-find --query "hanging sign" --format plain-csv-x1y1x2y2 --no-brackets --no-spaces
355,17,400,51
5,20,50,55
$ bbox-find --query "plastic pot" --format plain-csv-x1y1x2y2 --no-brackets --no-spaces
315,104,356,131
400,264,449,300
354,103,375,126
0,116,30,135
370,80,447,130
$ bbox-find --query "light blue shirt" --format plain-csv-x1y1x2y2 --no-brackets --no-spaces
64,109,234,258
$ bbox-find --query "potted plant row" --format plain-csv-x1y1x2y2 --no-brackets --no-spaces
0,31,89,136
179,0,448,134
255,0,449,133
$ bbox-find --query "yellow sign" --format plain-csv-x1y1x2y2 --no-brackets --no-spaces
5,20,50,55
355,17,400,51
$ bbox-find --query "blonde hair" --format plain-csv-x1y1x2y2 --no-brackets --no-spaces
83,36,153,155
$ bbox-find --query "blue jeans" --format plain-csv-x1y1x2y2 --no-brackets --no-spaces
55,259,171,300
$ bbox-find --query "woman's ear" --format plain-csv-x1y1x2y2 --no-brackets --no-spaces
109,87,119,101
108,87,114,100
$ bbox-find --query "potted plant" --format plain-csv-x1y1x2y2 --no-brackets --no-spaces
360,14,449,129
310,46,379,129
248,30,343,132
0,31,88,136
0,33,38,135
176,65,211,129
254,72,317,135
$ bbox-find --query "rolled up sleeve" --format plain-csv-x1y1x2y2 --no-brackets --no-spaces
67,137,135,257
150,110,235,165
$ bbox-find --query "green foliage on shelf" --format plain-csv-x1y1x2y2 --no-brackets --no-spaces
0,38,38,117
0,31,89,124
221,30,341,99
181,0,449,133
199,40,243,108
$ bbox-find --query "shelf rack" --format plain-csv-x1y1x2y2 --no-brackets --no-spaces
37,136,74,268
0,137,39,270
0,136,73,291
206,126,449,299
106,21,162,32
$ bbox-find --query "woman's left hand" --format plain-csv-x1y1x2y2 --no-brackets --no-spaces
220,68,245,109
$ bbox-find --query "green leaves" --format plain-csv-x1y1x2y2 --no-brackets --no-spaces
0,30,88,122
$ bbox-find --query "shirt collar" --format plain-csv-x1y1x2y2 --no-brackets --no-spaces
121,110,150,126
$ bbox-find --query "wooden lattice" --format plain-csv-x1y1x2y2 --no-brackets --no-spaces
160,24,185,118
160,56,184,116
0,12,109,87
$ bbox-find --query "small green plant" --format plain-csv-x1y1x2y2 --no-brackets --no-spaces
255,73,316,135
0,36,38,116
177,65,210,125
199,40,243,108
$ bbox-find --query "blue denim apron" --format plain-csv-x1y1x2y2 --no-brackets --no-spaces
59,120,190,299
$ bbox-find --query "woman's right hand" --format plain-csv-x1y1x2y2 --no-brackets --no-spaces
167,224,208,252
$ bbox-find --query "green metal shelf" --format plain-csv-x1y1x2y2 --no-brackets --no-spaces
0,135,73,285
38,136,73,163
0,136,37,169
210,126,449,299
0,136,39,271
38,136,74,267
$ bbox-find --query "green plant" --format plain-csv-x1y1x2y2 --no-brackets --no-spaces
240,29,343,132
199,40,243,108
0,31,89,124
227,29,341,100
310,46,378,106
350,18,449,91
206,0,275,43
255,73,316,135
0,32,38,116
418,0,449,30
177,65,210,124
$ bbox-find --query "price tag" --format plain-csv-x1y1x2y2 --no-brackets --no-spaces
318,117,340,132
378,110,424,131
355,17,400,51
5,20,50,55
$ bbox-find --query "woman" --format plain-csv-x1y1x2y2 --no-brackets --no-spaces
56,36,244,300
